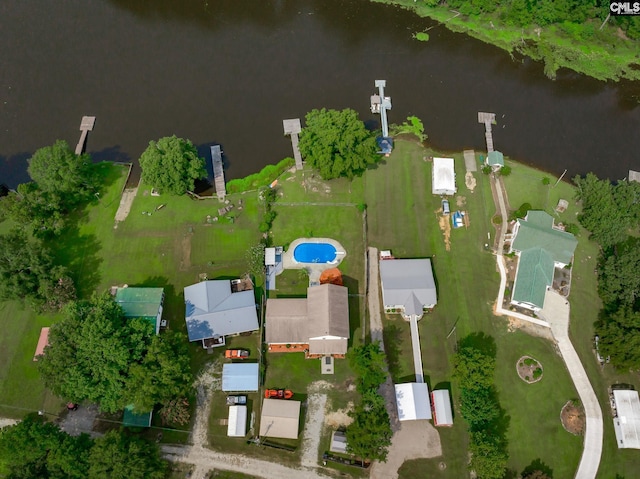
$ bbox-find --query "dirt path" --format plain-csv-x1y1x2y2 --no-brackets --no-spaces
114,186,138,226
300,391,327,468
162,444,329,479
438,214,451,251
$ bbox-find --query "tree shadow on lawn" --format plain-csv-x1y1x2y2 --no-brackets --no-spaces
382,322,402,381
458,331,497,359
50,226,103,299
521,458,554,478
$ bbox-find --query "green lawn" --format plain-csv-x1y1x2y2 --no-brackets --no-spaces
365,141,583,479
503,161,640,478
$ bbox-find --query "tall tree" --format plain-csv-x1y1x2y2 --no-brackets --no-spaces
299,108,378,180
27,140,96,204
596,308,640,370
0,229,73,309
0,183,66,237
453,345,496,391
468,431,508,479
88,431,166,479
598,238,640,310
126,331,193,413
349,341,388,393
0,414,92,479
139,135,207,195
573,174,640,248
346,391,392,463
37,293,154,413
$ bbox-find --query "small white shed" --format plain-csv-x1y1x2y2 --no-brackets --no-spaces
227,405,247,437
431,389,454,427
432,157,456,196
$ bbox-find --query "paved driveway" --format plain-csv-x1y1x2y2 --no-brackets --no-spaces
539,291,603,479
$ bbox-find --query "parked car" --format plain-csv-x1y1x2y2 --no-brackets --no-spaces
226,395,247,405
442,199,450,215
225,349,249,359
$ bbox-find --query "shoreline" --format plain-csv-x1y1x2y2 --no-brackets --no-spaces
370,0,640,82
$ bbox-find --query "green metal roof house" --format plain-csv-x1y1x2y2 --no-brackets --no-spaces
509,211,577,311
123,404,152,428
114,287,164,335
487,151,504,168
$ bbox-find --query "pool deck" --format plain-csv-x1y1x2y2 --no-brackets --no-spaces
281,237,347,285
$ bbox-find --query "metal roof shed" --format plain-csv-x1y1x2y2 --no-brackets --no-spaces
395,383,432,421
432,157,456,196
265,247,276,266
114,287,164,334
259,398,301,439
123,405,152,428
431,389,454,426
613,390,640,449
222,363,259,392
227,405,247,437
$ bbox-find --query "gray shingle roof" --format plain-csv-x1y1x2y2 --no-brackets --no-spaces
184,280,258,342
379,259,437,313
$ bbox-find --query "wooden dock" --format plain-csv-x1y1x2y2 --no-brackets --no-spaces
477,112,496,153
75,116,95,155
210,145,226,200
283,118,303,170
629,170,640,183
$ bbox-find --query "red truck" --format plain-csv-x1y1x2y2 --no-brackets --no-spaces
225,349,249,359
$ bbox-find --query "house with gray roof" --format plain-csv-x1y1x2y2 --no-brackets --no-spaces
509,210,577,311
265,283,349,358
184,280,259,348
379,258,437,319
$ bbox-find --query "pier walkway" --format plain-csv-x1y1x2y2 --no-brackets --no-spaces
210,145,226,200
76,116,95,155
478,112,495,153
283,119,303,170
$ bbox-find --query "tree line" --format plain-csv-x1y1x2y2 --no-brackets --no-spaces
419,0,639,40
0,414,167,479
453,335,508,479
573,173,640,369
345,342,393,464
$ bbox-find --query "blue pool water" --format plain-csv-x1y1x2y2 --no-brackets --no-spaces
293,243,337,263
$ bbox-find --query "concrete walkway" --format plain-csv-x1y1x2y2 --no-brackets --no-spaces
409,316,424,383
539,291,603,479
491,175,603,479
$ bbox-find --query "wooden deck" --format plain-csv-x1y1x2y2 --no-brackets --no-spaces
75,116,96,155
283,118,303,170
210,145,226,200
478,112,496,153
629,170,640,183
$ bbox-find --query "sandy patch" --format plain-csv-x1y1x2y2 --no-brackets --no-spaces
324,402,354,429
114,187,138,227
300,392,327,468
438,214,451,251
456,195,466,208
465,172,476,192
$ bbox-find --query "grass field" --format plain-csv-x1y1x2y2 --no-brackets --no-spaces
364,142,584,478
502,160,640,479
3,143,639,478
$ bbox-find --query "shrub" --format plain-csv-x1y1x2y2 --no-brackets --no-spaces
413,32,430,42
499,165,512,176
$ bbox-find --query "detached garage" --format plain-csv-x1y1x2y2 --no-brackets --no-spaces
432,157,456,196
395,383,432,421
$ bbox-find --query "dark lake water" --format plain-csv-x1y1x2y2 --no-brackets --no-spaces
1,0,639,189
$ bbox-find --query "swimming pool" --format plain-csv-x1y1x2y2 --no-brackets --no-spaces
293,243,337,263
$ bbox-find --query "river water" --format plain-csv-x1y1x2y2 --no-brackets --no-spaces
1,0,638,189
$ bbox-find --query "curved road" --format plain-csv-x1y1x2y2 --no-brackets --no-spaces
492,176,603,479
